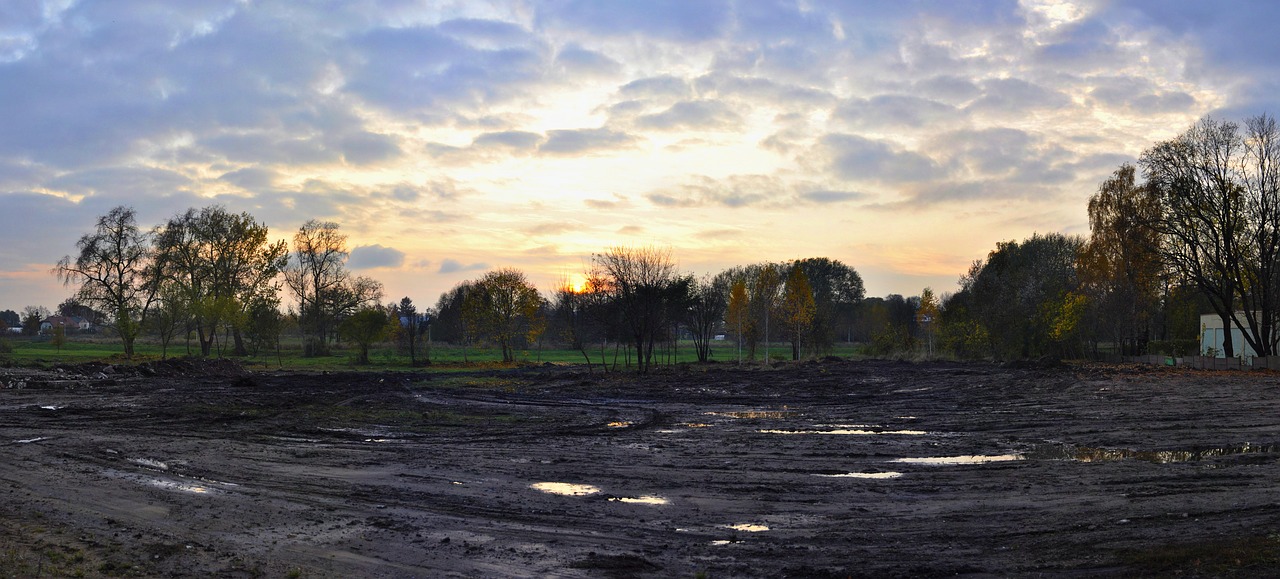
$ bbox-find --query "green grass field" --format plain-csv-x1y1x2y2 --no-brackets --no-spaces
0,333,864,370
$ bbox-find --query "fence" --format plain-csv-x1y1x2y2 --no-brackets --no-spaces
1106,354,1280,370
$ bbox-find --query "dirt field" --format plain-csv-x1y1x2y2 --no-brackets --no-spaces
2,358,1280,577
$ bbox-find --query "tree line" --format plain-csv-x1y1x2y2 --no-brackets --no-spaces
937,113,1280,360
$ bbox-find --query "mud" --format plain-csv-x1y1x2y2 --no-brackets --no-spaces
3,359,1280,577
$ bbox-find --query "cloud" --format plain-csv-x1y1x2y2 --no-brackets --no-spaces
539,128,638,155
645,174,786,208
800,190,868,204
818,134,947,184
473,130,545,151
554,43,621,77
635,100,743,131
340,131,402,165
524,222,575,236
833,95,964,129
1086,76,1196,114
617,75,692,100
218,167,279,191
966,78,1074,115
349,244,406,269
536,0,732,42
439,259,489,274
585,194,630,209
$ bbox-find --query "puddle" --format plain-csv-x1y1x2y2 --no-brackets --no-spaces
705,410,797,419
530,482,600,496
148,479,211,494
13,437,50,444
132,458,170,470
609,495,669,505
1031,443,1279,464
40,405,64,411
606,421,632,428
815,472,903,479
759,429,927,435
893,454,1024,465
710,540,734,546
724,523,769,532
681,423,713,428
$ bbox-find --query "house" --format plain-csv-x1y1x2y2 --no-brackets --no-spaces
40,316,91,333
1199,313,1280,358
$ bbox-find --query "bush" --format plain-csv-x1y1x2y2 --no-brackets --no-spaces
0,338,10,354
1147,339,1199,356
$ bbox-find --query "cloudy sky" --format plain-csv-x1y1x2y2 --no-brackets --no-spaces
1,0,1275,312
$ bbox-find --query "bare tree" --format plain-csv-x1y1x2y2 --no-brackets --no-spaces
1140,114,1280,357
687,275,727,363
54,206,161,358
283,220,381,356
592,246,678,373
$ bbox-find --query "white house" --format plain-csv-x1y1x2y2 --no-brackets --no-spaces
1199,313,1280,358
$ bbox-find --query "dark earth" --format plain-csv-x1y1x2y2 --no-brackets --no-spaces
3,358,1280,577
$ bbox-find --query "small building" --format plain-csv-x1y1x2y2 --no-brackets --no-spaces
1199,313,1280,358
40,316,91,333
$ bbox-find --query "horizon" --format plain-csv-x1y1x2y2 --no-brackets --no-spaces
3,1,1278,311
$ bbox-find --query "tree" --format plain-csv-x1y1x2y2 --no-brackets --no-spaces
20,306,48,336
792,258,865,351
339,308,389,364
398,297,421,366
687,275,727,363
56,298,102,327
750,264,782,361
468,269,542,363
1139,114,1280,357
780,265,816,360
1079,164,1163,355
960,234,1085,359
50,323,66,353
155,206,288,357
592,246,679,373
0,310,18,328
283,220,382,356
917,287,939,356
725,277,749,364
54,206,161,358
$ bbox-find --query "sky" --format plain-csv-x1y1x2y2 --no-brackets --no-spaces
2,0,1278,313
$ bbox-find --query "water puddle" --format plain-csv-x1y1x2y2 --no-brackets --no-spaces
815,472,902,479
893,454,1024,465
760,429,927,435
1031,443,1279,464
13,437,50,444
724,523,769,532
132,458,169,470
148,479,211,494
608,495,669,505
606,421,632,428
711,540,735,546
705,410,797,419
40,405,64,411
530,482,600,496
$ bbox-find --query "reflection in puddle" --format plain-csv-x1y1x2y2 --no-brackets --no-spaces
815,472,903,479
607,421,631,428
148,479,211,494
40,405,64,411
893,454,1024,465
711,540,734,546
609,495,669,505
13,437,50,444
706,410,797,419
530,482,600,496
724,523,769,532
760,429,927,435
132,458,170,470
682,423,713,428
1033,443,1279,464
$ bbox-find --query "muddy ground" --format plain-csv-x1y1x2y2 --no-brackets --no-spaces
2,359,1280,578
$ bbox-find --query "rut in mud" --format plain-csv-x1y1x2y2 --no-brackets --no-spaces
2,359,1280,577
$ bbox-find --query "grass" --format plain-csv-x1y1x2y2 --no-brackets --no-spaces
0,333,864,371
